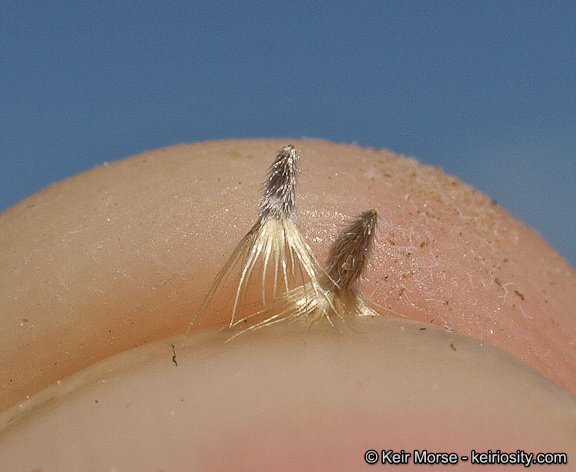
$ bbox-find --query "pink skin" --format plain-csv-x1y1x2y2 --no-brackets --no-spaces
0,139,575,469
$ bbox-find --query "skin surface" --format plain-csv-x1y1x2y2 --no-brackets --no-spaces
0,139,575,469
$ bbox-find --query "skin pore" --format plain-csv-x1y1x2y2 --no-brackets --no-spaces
0,139,575,470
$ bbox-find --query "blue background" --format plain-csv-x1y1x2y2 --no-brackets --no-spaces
2,2,575,267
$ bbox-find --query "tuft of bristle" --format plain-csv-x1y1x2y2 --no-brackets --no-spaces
187,145,323,333
226,209,379,340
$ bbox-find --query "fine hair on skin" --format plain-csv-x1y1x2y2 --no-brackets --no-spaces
228,209,379,339
187,145,326,333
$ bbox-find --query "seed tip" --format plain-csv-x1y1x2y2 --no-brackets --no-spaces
260,145,300,221
323,208,378,293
